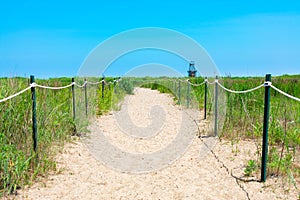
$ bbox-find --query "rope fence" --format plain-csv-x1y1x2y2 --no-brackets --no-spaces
75,81,87,88
165,74,299,182
0,86,32,103
1,74,299,183
33,82,75,90
175,77,299,103
270,84,300,102
0,75,121,155
0,78,121,103
216,81,265,94
172,77,299,112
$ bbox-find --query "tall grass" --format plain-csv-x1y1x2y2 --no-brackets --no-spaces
0,77,75,195
97,77,134,115
219,75,300,182
1,75,298,196
0,76,125,196
138,77,207,109
137,75,299,182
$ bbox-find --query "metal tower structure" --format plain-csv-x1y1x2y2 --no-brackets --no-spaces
187,61,197,77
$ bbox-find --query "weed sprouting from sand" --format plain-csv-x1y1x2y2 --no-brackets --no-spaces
244,159,258,177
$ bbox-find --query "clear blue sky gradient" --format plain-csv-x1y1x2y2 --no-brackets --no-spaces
0,1,300,77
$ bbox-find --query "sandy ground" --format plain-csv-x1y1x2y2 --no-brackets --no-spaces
8,88,299,200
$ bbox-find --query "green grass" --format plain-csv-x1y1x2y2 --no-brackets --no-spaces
136,75,300,183
1,75,299,196
97,78,134,115
0,76,125,196
0,77,74,195
219,76,300,178
138,77,207,109
244,159,258,177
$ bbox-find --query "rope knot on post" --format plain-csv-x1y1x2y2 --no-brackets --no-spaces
30,82,37,88
264,81,272,87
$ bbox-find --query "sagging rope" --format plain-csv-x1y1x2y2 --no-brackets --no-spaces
0,86,32,103
216,81,265,94
216,80,300,102
0,79,120,103
32,82,75,90
75,81,87,88
188,80,206,87
270,84,300,102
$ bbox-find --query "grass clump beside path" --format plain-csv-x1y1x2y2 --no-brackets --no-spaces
138,75,300,189
0,77,75,196
0,76,129,197
220,75,300,180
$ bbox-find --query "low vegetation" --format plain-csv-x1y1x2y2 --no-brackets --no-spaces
220,75,300,182
0,76,132,196
0,75,299,196
139,75,300,187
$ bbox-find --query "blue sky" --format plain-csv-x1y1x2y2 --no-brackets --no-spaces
0,0,300,78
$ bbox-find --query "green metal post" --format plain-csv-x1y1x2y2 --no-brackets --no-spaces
174,80,176,95
261,74,271,182
84,78,88,117
72,78,76,120
114,79,116,94
178,80,181,105
187,80,190,108
204,77,207,120
214,76,218,136
30,75,38,153
102,77,105,98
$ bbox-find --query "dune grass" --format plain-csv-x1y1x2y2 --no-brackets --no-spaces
1,75,299,196
0,76,131,196
139,75,300,183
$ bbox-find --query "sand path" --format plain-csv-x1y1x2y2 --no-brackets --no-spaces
14,88,298,199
